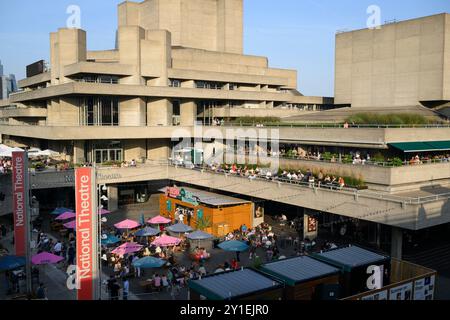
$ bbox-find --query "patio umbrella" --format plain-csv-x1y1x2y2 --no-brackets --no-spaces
134,227,160,237
218,240,249,252
51,207,73,215
111,242,143,257
101,235,121,246
63,220,76,230
31,252,64,265
98,208,111,215
147,216,171,224
114,219,141,230
36,149,60,157
55,211,76,221
132,256,166,269
0,255,26,272
187,230,213,241
167,223,193,234
151,235,181,247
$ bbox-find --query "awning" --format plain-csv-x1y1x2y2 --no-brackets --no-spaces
389,141,450,153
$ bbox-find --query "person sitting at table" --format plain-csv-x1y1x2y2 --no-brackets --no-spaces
230,258,239,270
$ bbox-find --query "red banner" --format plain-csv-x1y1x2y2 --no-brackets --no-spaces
11,152,27,257
75,167,95,300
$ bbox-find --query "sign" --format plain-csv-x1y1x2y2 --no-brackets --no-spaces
303,212,318,240
75,167,98,300
389,282,413,300
166,200,172,212
414,275,435,300
360,290,388,300
180,189,199,206
11,152,28,257
166,187,180,199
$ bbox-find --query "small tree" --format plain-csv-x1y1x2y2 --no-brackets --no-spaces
196,216,212,231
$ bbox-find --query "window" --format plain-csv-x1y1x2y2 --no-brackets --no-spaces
195,81,223,90
169,79,181,87
80,97,119,126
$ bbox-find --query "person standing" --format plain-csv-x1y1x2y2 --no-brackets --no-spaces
110,279,121,301
36,283,47,300
53,241,62,256
122,277,129,300
67,244,75,266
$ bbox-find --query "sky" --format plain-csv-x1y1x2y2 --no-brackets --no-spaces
0,0,449,97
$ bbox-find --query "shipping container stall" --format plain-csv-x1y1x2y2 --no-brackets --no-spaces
188,269,284,301
259,256,341,300
311,245,391,298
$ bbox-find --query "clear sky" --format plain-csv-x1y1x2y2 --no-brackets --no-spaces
0,0,449,97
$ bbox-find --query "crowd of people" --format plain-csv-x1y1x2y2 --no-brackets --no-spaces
206,163,347,190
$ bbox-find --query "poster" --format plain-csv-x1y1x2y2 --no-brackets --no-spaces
389,282,413,300
360,290,388,300
414,275,435,300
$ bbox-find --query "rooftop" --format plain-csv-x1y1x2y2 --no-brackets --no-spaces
188,269,282,300
259,256,340,286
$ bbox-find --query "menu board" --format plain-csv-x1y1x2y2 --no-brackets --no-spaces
414,276,435,300
360,290,388,300
389,282,413,300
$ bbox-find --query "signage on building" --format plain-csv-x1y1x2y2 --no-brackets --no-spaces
166,187,180,199
180,189,199,206
11,152,28,257
75,167,98,300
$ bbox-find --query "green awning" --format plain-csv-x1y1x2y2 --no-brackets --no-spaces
389,141,450,153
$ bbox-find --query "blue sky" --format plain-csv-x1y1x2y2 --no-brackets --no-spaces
0,0,449,97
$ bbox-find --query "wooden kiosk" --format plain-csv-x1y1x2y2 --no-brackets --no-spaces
159,186,254,237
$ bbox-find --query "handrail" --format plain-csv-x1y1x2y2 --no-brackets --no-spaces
224,122,450,129
167,162,450,205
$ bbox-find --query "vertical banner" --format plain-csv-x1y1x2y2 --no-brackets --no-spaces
75,167,98,300
11,152,28,257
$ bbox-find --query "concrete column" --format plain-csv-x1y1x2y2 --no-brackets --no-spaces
123,139,146,162
73,140,85,164
147,139,170,161
120,97,146,126
147,98,173,126
107,185,118,212
391,227,403,259
180,101,197,126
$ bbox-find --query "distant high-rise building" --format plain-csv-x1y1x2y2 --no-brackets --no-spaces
0,60,18,100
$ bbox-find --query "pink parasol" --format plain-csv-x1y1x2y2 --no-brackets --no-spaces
114,219,141,229
55,211,76,221
63,220,76,230
151,235,181,247
148,215,171,225
98,208,111,215
111,242,143,256
32,252,64,265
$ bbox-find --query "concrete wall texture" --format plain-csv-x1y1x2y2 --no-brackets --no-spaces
335,13,450,108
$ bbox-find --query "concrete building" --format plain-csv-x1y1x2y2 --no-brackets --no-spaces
335,13,450,110
0,2,450,260
0,60,17,100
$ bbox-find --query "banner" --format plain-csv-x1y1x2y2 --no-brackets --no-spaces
75,167,97,300
11,152,28,257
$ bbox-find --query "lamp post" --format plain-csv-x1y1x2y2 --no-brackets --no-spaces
97,183,107,300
